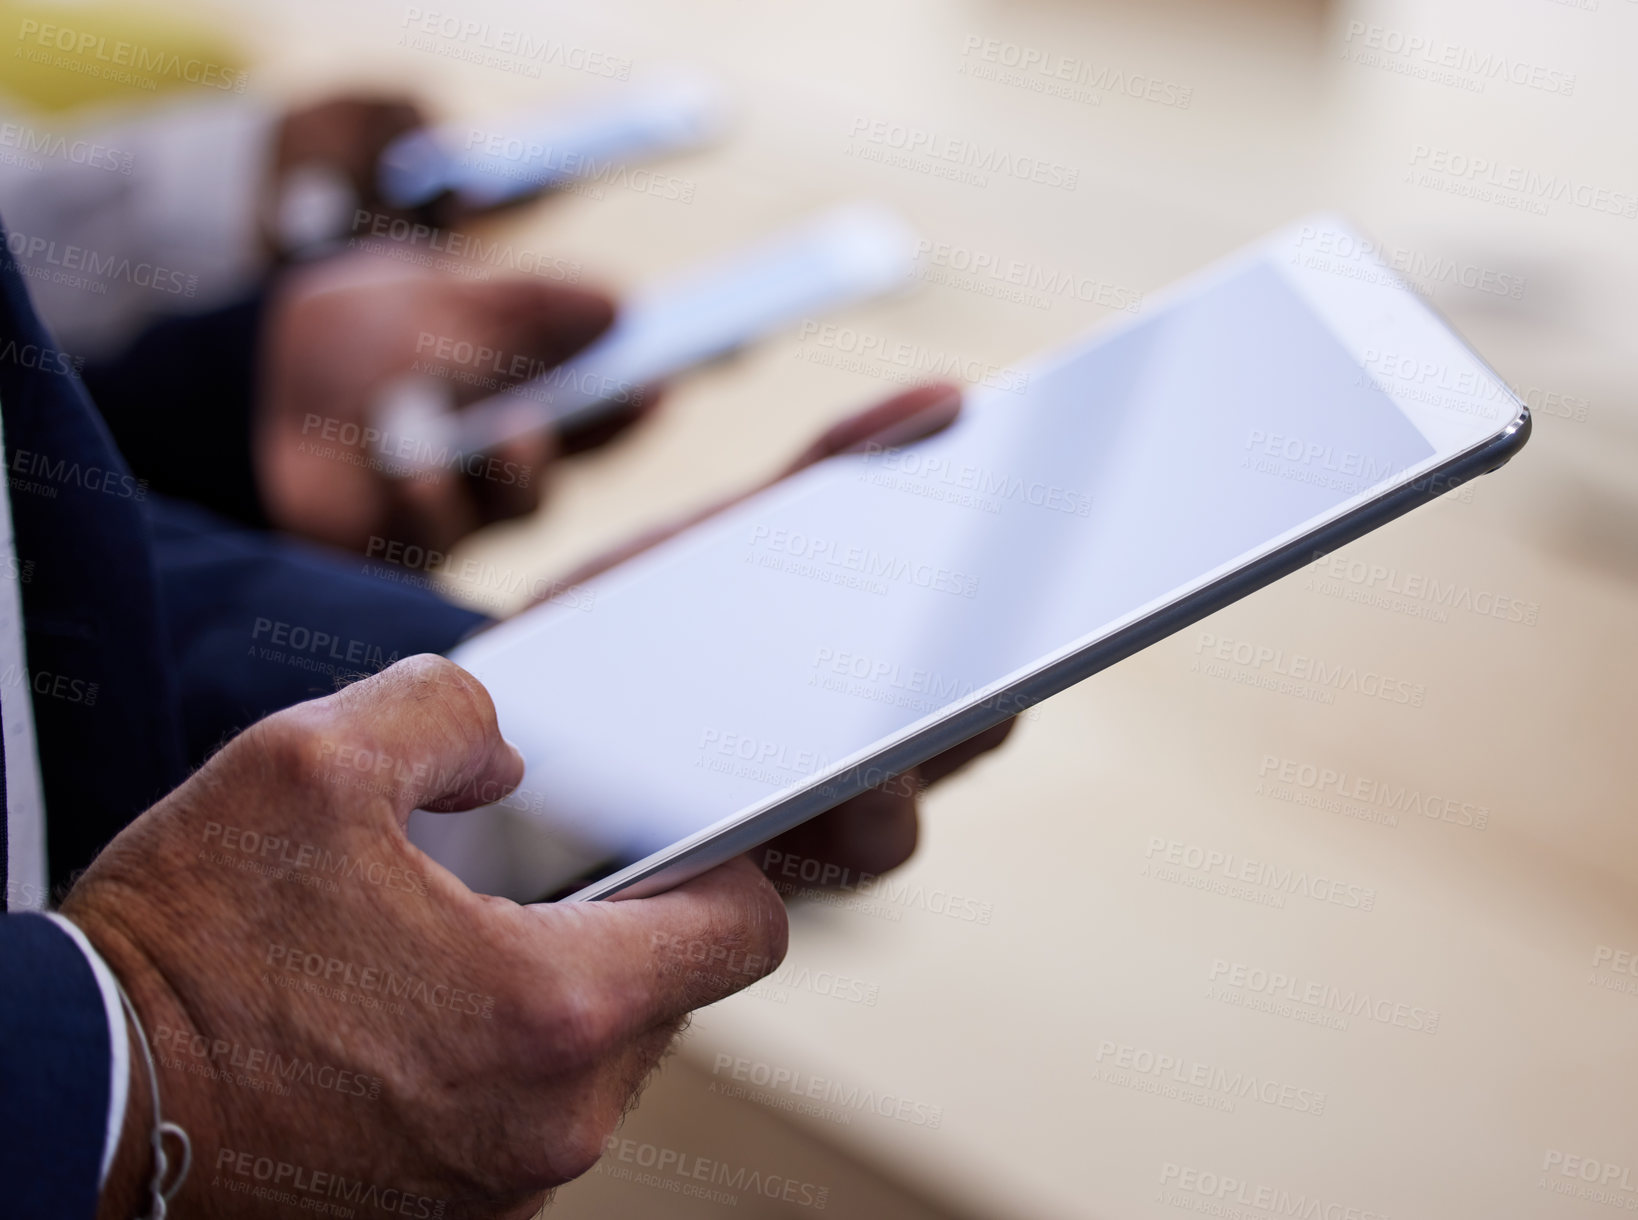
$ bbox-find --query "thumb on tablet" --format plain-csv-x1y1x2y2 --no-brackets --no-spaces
307,653,527,822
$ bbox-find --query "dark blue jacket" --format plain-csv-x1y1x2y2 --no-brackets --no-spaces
0,223,485,1216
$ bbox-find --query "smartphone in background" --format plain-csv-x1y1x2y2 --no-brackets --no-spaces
373,203,920,467
276,77,727,255
410,215,1529,903
377,75,727,211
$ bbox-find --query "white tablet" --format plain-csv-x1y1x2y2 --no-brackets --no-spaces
410,215,1529,902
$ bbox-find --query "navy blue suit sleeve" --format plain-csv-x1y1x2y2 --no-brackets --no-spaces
3,215,488,883
79,291,269,528
0,913,113,1220
1,226,190,896
146,495,489,767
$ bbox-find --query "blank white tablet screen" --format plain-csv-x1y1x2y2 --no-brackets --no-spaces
413,250,1501,900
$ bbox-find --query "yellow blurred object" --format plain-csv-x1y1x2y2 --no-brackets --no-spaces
0,0,247,113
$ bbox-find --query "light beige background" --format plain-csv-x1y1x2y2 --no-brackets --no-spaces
213,0,1638,1214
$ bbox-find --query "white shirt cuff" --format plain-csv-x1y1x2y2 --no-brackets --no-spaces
45,913,129,1188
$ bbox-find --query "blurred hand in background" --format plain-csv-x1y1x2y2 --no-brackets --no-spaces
257,251,647,554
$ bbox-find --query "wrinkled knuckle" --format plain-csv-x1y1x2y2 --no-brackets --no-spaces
250,706,336,791
500,1117,603,1191
396,651,466,695
552,1120,614,1184
529,987,619,1070
407,653,500,733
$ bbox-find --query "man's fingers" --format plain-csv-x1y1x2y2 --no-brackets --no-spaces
755,719,1016,884
502,1023,683,1190
782,381,962,474
759,784,920,884
471,279,617,382
601,857,788,1022
465,429,556,526
556,384,665,455
273,96,428,248
359,99,425,170
432,278,620,530
293,654,525,823
521,856,788,1050
387,465,481,554
918,718,1017,787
